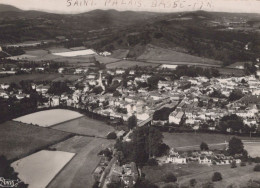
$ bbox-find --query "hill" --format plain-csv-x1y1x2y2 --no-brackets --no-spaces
0,4,22,12
0,6,259,66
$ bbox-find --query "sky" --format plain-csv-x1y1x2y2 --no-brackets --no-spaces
0,0,260,14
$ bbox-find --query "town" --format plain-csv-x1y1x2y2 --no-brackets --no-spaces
1,3,260,188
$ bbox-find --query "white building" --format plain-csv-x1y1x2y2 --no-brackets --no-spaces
169,111,184,124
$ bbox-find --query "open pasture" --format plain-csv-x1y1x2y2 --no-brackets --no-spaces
48,136,115,188
138,44,222,65
244,142,260,157
52,49,96,57
110,49,129,59
163,132,256,151
11,150,75,188
0,121,71,160
144,162,260,188
51,116,114,138
106,60,159,69
13,109,83,127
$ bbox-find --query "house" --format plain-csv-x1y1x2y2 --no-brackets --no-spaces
158,81,172,90
74,68,84,74
167,155,187,164
116,69,125,75
169,111,184,125
50,96,60,107
36,85,50,94
0,83,10,89
129,70,135,75
0,89,8,98
86,73,96,79
16,93,27,100
99,51,111,56
199,156,212,165
35,67,45,72
58,68,65,74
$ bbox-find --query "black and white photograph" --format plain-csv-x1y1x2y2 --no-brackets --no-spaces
0,0,260,187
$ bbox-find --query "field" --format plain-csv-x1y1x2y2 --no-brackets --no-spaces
51,116,114,138
137,44,222,65
163,133,256,151
14,109,83,127
216,67,245,76
110,49,129,59
52,49,96,57
48,136,115,188
0,73,82,84
11,150,75,188
0,121,71,160
143,162,260,188
106,60,159,69
8,48,97,63
244,143,260,157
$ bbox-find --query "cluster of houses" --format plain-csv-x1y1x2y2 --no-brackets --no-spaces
1,66,260,131
153,75,260,131
104,161,139,188
161,148,241,166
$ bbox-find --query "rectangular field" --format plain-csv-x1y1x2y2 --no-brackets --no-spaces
48,136,115,188
51,116,115,137
12,150,75,188
53,49,96,57
163,133,255,151
14,109,84,127
0,121,72,160
244,143,260,157
106,60,159,69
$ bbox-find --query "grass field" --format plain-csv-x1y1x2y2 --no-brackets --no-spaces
0,73,81,84
53,49,96,57
216,67,245,76
106,60,159,69
51,116,114,138
244,143,260,157
163,133,256,151
143,162,260,188
110,49,129,59
12,150,75,188
0,121,72,160
14,109,83,127
138,44,222,65
48,136,115,188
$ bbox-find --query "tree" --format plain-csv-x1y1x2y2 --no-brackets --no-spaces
127,115,137,130
162,184,179,188
200,142,209,151
253,164,260,171
228,89,244,101
218,114,244,133
163,172,177,183
212,172,222,182
202,182,215,188
107,182,122,188
190,178,197,187
0,155,28,188
92,181,99,188
147,158,158,166
231,161,237,168
48,81,71,95
228,137,244,155
107,132,117,139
